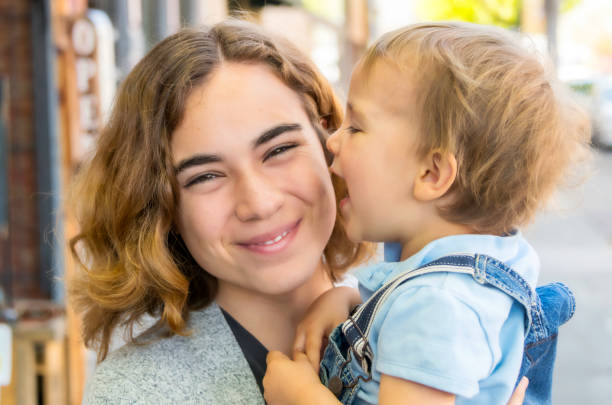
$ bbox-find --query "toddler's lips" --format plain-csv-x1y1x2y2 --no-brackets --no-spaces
339,196,350,210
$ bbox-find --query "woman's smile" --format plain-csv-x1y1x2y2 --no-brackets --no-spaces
237,219,301,254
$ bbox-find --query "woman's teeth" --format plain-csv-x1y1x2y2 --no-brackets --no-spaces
256,230,290,246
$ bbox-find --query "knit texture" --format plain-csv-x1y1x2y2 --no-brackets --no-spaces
82,302,265,404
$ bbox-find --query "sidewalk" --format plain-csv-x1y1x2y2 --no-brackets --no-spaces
524,151,612,404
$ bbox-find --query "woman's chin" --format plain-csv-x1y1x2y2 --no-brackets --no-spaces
251,270,321,298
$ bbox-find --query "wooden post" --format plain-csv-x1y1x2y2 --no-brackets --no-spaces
51,0,89,403
341,0,369,89
544,0,559,65
43,339,68,405
14,340,36,405
521,0,546,34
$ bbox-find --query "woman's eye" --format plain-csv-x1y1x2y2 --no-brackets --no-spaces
347,126,361,134
185,172,223,188
263,144,298,162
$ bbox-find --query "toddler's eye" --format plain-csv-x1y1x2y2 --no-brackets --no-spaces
263,144,298,162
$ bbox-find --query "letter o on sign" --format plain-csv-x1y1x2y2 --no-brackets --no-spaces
72,19,96,56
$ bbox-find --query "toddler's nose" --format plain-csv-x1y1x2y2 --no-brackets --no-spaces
326,129,341,155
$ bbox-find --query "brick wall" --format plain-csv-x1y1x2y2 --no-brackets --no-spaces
0,0,46,300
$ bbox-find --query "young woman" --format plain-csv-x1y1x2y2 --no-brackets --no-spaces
70,19,369,404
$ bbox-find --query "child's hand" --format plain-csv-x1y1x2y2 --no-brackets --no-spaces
293,286,362,371
263,351,339,405
507,377,528,405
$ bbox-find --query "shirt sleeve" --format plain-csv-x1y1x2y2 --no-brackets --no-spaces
374,284,494,398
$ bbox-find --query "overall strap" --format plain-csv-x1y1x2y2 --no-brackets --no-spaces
471,255,546,340
341,254,540,373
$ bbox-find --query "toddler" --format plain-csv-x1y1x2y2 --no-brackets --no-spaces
264,22,589,405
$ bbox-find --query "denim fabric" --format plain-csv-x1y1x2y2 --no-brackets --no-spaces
319,327,362,404
319,254,575,404
517,282,575,405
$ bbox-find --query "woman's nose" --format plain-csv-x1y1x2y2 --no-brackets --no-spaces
234,171,283,222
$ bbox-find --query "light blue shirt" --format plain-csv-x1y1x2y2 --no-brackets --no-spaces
350,232,539,405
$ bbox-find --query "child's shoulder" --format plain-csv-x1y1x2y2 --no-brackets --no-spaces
392,269,509,306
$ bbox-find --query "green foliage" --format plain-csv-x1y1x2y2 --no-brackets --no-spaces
302,0,344,24
416,0,582,29
416,0,520,28
560,0,582,13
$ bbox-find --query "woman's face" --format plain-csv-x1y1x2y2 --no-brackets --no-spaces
171,62,336,300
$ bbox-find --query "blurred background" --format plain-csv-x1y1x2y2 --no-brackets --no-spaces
0,0,610,404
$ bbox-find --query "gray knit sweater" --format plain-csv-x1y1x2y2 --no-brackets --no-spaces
82,302,265,405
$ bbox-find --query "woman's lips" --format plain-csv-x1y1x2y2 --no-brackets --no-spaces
238,220,301,254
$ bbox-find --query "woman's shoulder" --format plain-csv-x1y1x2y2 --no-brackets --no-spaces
82,303,265,404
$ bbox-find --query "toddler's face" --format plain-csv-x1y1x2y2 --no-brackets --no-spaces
326,60,426,243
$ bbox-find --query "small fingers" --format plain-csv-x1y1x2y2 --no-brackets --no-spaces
266,350,288,365
292,351,310,363
517,376,529,391
507,377,528,405
304,331,324,372
293,324,307,354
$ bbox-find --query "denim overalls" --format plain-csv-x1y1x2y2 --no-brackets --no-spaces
319,254,575,405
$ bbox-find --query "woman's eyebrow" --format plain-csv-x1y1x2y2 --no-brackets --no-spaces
253,123,302,147
175,154,221,175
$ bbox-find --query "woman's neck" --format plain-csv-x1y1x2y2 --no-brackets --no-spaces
215,263,334,355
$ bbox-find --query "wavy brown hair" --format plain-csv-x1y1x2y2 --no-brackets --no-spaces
362,22,591,234
69,19,371,362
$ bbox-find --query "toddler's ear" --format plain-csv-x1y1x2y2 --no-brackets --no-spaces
413,151,457,202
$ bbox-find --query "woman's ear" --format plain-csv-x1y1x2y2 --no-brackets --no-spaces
413,151,457,202
320,117,329,129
